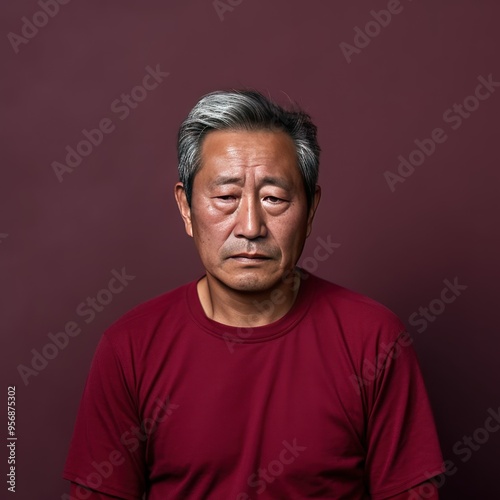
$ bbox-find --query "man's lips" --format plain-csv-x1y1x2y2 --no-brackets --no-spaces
230,253,271,260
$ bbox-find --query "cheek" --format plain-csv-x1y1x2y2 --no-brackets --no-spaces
270,217,308,258
191,205,234,246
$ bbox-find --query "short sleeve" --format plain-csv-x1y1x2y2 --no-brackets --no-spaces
63,334,146,500
364,332,444,499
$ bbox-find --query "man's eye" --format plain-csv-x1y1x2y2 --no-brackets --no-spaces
264,196,285,203
217,195,236,201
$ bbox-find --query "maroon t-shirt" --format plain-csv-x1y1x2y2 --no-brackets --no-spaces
63,273,444,499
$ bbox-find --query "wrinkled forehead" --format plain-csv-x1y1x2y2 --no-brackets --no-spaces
196,129,301,183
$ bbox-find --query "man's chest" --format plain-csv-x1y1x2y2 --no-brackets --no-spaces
136,334,367,498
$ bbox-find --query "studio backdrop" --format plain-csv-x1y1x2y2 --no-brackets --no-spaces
1,0,499,498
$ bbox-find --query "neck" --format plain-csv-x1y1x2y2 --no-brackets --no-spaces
197,270,302,327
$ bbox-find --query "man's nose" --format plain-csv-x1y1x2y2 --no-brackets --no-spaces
234,196,267,240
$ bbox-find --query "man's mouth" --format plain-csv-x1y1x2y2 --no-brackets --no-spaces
230,253,271,262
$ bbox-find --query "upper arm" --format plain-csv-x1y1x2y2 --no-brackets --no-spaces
384,480,440,499
63,334,146,499
363,332,444,498
70,481,129,499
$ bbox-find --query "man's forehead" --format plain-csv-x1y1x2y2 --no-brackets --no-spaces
198,129,299,177
200,129,295,157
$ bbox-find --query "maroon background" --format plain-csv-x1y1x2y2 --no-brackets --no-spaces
1,1,499,498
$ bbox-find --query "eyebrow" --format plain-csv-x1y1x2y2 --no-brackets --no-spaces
259,176,291,191
210,175,291,191
211,176,244,187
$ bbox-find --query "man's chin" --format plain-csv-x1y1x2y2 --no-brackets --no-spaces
228,281,272,294
213,268,283,294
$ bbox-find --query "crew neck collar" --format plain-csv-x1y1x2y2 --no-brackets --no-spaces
185,269,316,343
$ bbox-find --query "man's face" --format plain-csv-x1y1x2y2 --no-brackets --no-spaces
176,129,320,293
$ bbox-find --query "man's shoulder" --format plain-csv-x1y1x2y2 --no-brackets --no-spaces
103,279,194,341
306,273,406,336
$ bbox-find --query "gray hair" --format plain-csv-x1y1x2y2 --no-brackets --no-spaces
177,90,320,208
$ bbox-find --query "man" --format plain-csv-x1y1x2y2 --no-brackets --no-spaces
64,90,444,499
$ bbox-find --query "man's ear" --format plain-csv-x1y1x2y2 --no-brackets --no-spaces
174,183,193,237
306,185,321,238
